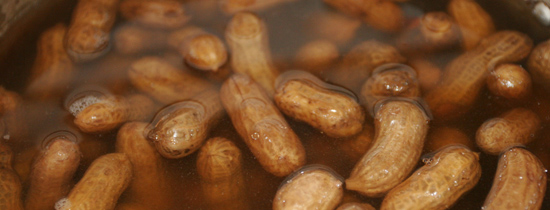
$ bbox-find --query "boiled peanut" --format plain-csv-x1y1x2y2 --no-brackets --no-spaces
487,64,532,100
274,70,364,138
0,143,23,210
476,108,541,155
424,126,474,153
64,0,118,62
448,0,495,50
225,12,279,96
396,12,461,54
166,25,206,54
25,133,81,210
482,147,547,210
381,145,481,210
337,123,375,163
26,23,74,100
127,56,214,104
56,153,132,210
346,99,430,197
119,0,189,29
273,165,344,210
424,31,533,121
323,0,404,33
407,58,442,93
294,39,339,73
220,0,296,14
220,73,306,177
147,89,225,158
113,24,168,55
527,39,550,91
336,202,376,210
304,12,361,45
185,34,228,71
115,122,173,209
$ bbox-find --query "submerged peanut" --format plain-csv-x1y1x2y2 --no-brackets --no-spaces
424,31,533,120
337,123,375,163
274,70,364,138
113,24,168,55
448,0,495,50
482,147,547,210
381,146,481,210
323,0,404,33
294,39,339,73
476,108,541,155
346,99,430,197
305,12,361,45
0,143,23,210
220,73,306,177
119,0,189,29
273,165,344,210
424,126,473,153
147,89,225,158
487,64,532,100
527,39,550,91
185,34,228,71
397,12,461,54
220,0,296,14
407,58,442,93
336,202,376,210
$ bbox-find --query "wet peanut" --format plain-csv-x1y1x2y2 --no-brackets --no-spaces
337,123,375,163
487,64,532,100
25,133,81,210
220,73,306,177
327,40,406,93
448,0,495,50
527,39,550,91
0,143,23,210
346,99,430,197
273,165,344,210
424,126,474,153
274,70,364,138
147,89,225,158
119,0,189,29
167,26,206,54
185,34,228,71
220,0,296,14
197,137,249,210
115,122,173,209
127,56,214,104
336,202,376,210
114,202,150,210
323,0,404,33
407,58,442,93
294,39,339,73
305,12,361,45
26,23,74,100
381,145,481,210
482,147,547,210
64,0,118,62
476,108,541,155
113,24,168,55
225,12,279,96
424,31,533,121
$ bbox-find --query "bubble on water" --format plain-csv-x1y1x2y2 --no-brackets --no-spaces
64,86,110,116
55,197,70,210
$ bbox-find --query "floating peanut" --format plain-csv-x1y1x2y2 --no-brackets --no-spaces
127,56,214,104
220,73,306,177
407,58,442,93
274,70,364,138
527,39,550,91
346,99,430,197
115,122,173,209
396,11,461,55
327,40,406,93
476,108,541,155
64,0,118,62
197,137,249,210
225,12,279,96
26,23,74,100
448,0,495,50
337,123,375,163
220,0,296,14
294,39,339,73
336,202,376,210
482,147,547,210
487,64,532,100
273,165,344,210
185,34,228,71
424,126,473,153
360,63,421,115
0,143,23,210
304,12,361,45
323,0,404,33
147,89,225,158
113,24,168,55
381,145,481,210
119,0,189,29
424,31,533,121
25,132,81,210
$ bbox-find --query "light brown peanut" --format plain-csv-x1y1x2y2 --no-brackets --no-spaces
147,89,225,158
448,0,495,50
424,31,533,121
527,39,550,91
64,0,118,62
225,12,279,96
273,165,344,210
294,39,339,73
115,122,173,209
424,126,474,153
482,147,547,210
337,123,375,163
0,143,23,210
113,24,168,55
408,58,442,93
274,70,364,138
119,0,189,29
380,145,481,210
55,153,132,210
185,34,228,71
327,40,406,93
220,0,296,14
197,137,249,210
304,12,361,45
26,23,74,100
220,73,306,177
25,133,81,210
127,56,214,104
346,99,430,197
396,11,461,55
323,0,404,33
336,202,376,210
476,108,541,155
487,64,532,100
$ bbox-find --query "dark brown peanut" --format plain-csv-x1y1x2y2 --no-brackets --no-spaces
119,0,189,29
424,126,474,153
527,39,550,91
0,143,23,210
396,12,461,54
487,64,532,100
448,0,495,50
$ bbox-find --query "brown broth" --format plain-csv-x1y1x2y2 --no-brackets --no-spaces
1,0,549,209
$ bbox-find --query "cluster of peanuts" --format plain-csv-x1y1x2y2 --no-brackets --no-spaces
0,0,549,209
